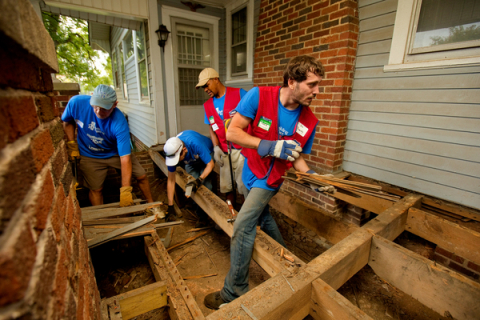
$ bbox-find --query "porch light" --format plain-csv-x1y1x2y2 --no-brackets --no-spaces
155,24,170,51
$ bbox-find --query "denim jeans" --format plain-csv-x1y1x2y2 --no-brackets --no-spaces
185,157,213,220
220,187,286,302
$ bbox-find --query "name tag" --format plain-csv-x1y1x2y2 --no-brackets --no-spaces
258,116,272,131
212,123,219,131
296,122,308,137
209,116,215,124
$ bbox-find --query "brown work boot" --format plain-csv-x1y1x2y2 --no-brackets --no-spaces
204,291,228,310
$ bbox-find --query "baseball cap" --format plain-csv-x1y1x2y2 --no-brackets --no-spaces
164,137,184,166
195,68,219,88
90,84,117,110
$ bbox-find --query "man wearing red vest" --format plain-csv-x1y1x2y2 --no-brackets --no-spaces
204,56,324,309
196,68,248,203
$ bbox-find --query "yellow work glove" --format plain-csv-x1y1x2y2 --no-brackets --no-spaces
119,186,135,207
66,141,80,160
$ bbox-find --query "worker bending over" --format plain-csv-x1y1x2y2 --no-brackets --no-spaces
197,68,248,202
62,84,153,207
204,55,324,309
164,130,214,226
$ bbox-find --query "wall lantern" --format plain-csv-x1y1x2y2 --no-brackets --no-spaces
155,24,170,52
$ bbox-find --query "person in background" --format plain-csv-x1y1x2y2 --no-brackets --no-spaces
204,55,324,309
62,84,153,207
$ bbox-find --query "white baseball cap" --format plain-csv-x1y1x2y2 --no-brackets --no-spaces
195,68,219,88
164,137,183,166
90,84,117,110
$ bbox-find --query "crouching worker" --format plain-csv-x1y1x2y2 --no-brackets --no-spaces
62,84,154,207
164,130,215,226
204,55,324,309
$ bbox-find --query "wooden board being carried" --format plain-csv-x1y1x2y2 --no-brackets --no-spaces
82,202,163,221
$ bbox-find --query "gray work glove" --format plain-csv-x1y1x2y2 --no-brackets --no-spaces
257,140,302,162
307,170,335,193
213,145,225,166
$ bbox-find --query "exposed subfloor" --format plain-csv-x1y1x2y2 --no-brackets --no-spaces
89,178,455,319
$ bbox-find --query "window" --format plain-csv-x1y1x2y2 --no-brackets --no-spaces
124,30,134,60
386,0,480,71
136,23,149,101
112,49,119,88
231,7,247,75
119,42,128,100
226,0,254,84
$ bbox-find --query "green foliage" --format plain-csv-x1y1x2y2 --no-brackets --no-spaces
42,12,112,92
431,25,480,46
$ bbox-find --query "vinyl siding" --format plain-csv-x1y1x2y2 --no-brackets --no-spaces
344,0,480,209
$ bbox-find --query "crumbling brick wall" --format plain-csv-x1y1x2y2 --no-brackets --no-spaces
254,0,359,217
0,1,101,318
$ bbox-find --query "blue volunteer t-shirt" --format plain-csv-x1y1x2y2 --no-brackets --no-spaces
237,87,317,191
167,130,214,172
203,88,248,124
61,95,131,158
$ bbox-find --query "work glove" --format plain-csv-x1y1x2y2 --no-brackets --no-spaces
66,141,80,160
119,186,135,207
307,170,335,193
165,205,177,222
186,177,203,193
257,140,302,162
213,145,225,167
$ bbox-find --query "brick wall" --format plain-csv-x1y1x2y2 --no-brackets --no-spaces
254,0,359,216
434,247,480,281
0,1,100,318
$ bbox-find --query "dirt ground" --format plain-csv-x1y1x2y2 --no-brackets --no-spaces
88,177,455,319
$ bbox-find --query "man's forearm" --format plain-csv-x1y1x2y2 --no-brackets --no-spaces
292,155,310,173
63,121,76,141
167,172,176,206
120,155,133,187
226,113,260,149
200,160,215,180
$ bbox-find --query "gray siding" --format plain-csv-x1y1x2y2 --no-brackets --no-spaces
344,0,480,209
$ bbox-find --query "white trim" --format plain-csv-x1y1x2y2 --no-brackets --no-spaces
133,31,142,103
225,0,254,83
161,5,219,137
385,0,480,72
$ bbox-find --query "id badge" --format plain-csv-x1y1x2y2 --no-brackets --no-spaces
258,116,272,131
296,122,308,137
209,116,215,124
212,123,219,131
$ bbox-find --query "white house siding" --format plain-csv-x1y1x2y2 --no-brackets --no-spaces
344,0,480,209
45,0,149,19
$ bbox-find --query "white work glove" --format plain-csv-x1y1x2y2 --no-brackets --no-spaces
307,170,335,193
213,145,225,166
257,140,302,162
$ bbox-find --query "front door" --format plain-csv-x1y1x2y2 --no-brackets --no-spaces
171,18,213,135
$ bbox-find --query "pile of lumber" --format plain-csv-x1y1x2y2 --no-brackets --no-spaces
82,201,183,248
284,170,401,202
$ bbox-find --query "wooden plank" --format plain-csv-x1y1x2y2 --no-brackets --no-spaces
144,236,193,320
369,235,480,320
81,199,144,211
82,215,146,225
84,225,155,240
82,202,163,221
343,161,480,211
363,193,422,240
406,207,480,266
310,278,373,320
359,25,393,44
87,215,157,248
269,189,357,244
117,281,168,320
329,188,394,215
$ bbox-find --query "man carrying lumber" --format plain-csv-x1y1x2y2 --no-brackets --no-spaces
196,68,248,202
164,130,215,226
204,55,324,309
62,84,154,207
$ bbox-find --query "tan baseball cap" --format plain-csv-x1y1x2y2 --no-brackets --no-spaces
195,68,219,88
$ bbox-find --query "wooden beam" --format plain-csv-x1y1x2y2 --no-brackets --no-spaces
87,215,157,248
329,189,394,215
144,236,193,320
406,207,480,266
310,278,373,320
369,235,480,320
363,194,422,241
82,202,163,221
269,189,358,244
81,199,144,211
149,149,304,277
118,281,168,320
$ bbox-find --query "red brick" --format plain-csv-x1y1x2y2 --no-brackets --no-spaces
65,196,74,234
0,92,39,144
31,129,55,173
28,170,55,234
51,186,66,241
0,220,37,306
467,261,480,273
52,249,69,319
448,261,479,279
35,94,55,123
436,246,453,259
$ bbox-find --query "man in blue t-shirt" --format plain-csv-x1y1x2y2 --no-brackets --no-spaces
61,84,153,207
204,56,325,309
163,130,214,225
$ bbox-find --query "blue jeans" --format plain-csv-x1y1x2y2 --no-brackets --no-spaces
220,187,286,302
185,158,213,220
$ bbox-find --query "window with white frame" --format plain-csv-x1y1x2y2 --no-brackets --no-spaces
226,0,254,83
112,49,119,89
118,42,128,100
135,23,149,101
386,0,480,71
